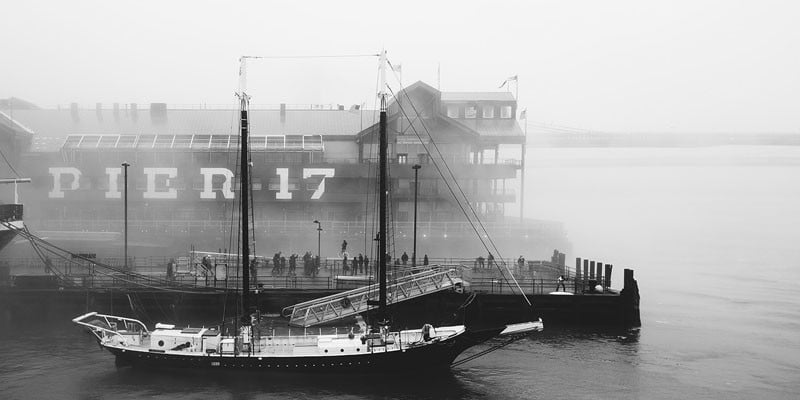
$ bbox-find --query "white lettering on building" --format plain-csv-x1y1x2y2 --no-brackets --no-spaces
275,168,292,200
143,167,178,199
303,168,335,200
200,168,234,199
48,167,81,198
105,167,122,199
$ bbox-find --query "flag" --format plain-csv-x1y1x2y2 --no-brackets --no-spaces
498,75,518,88
391,63,402,73
519,108,527,120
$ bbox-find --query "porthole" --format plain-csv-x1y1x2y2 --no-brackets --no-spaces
356,348,360,352
158,340,164,347
340,349,344,352
324,349,328,353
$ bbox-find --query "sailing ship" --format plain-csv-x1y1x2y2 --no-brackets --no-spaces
73,52,542,372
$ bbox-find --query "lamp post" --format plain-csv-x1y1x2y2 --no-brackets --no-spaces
121,162,130,270
313,220,322,269
412,164,421,269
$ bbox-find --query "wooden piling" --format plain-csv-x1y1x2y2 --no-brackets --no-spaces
583,259,589,285
589,260,595,280
596,262,603,285
604,264,612,288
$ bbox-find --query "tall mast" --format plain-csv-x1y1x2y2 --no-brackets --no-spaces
377,50,388,316
238,56,251,321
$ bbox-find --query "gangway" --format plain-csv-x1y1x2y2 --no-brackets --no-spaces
282,267,463,327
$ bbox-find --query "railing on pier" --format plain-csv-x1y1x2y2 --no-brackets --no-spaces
5,254,617,296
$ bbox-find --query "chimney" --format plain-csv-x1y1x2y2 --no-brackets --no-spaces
280,103,286,123
70,103,80,122
96,103,103,122
338,104,345,111
150,103,167,124
130,103,138,122
113,103,120,121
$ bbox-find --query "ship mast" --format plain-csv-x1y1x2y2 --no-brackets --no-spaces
377,50,388,320
238,56,252,323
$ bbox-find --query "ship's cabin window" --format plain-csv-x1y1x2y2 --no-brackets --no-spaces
397,153,408,164
446,105,459,118
482,106,494,119
465,106,477,119
500,106,512,119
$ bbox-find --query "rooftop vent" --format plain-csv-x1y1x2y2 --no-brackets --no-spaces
150,103,167,124
70,103,79,122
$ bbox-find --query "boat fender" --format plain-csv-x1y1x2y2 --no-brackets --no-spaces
341,297,352,309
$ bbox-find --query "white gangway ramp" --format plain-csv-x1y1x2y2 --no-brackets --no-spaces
283,268,463,327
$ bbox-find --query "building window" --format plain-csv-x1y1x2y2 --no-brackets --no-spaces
483,106,494,118
465,106,477,119
447,106,459,118
500,106,512,118
397,153,408,164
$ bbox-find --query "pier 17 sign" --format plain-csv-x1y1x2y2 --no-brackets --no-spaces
48,167,335,200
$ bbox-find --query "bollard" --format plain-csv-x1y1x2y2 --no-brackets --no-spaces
596,262,603,286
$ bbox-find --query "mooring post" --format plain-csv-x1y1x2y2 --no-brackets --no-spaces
583,259,589,291
575,257,581,293
596,262,603,285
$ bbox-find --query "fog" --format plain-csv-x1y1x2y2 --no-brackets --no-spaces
2,0,800,133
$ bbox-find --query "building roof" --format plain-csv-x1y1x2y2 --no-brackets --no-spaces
441,92,516,102
8,108,380,140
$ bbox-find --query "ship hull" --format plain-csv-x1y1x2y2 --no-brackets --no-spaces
103,328,503,373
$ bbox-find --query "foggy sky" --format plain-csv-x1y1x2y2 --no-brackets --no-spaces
1,0,799,134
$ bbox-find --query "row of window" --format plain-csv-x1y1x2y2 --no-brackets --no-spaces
446,105,513,119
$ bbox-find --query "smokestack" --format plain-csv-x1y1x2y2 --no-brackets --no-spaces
280,103,286,123
150,103,167,124
96,103,103,122
70,103,79,122
130,103,138,122
113,103,120,121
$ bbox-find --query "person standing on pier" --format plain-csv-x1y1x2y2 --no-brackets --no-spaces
401,251,409,266
358,253,364,274
487,253,495,268
289,253,298,276
423,254,429,266
343,253,349,274
363,255,369,276
341,240,348,254
557,275,567,292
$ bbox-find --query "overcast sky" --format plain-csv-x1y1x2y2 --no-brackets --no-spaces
2,0,798,133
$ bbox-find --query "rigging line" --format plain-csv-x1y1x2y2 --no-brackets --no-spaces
1,221,223,293
0,146,21,177
385,84,530,304
383,67,524,290
451,334,529,367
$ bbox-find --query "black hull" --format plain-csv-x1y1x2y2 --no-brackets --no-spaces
106,328,503,373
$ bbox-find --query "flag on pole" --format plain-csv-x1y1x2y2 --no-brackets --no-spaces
498,75,518,88
391,63,402,73
519,108,527,120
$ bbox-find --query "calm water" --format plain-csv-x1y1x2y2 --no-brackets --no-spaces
2,146,799,399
